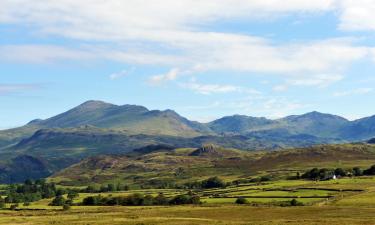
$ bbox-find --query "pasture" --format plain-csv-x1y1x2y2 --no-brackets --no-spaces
3,177,375,224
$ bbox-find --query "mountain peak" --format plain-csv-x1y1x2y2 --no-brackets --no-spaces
77,100,116,110
285,111,349,122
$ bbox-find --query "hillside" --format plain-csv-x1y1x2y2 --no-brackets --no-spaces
51,143,375,187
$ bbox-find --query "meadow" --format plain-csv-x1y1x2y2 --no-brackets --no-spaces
3,176,375,224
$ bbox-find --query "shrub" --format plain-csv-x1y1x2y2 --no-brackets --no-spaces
10,204,18,210
364,165,375,175
290,199,303,206
353,167,363,176
62,204,71,211
235,197,248,204
334,168,346,176
50,195,67,206
201,177,226,189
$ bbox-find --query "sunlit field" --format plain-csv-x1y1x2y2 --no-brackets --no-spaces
3,177,375,224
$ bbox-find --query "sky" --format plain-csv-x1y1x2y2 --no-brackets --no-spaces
1,0,375,129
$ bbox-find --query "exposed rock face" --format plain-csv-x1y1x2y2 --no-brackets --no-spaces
189,144,224,157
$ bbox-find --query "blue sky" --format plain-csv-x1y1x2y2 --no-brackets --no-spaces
1,0,375,129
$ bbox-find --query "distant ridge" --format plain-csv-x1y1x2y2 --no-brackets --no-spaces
2,100,375,150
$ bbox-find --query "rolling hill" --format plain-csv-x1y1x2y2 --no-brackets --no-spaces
51,143,375,187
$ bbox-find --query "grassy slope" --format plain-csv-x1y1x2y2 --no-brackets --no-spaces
51,143,375,186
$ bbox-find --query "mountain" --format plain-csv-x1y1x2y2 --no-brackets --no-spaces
277,111,350,138
207,115,275,134
0,155,51,183
207,111,351,139
2,100,375,183
0,100,212,148
340,115,375,141
32,100,211,137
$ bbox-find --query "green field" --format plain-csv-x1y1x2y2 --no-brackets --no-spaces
2,177,375,224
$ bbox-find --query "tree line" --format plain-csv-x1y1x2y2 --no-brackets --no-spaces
80,192,200,206
300,165,375,181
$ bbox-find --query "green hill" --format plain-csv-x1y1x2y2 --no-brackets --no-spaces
51,143,375,187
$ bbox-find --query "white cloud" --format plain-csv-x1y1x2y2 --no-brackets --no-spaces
0,45,95,63
148,68,180,85
109,70,129,80
179,95,309,121
338,0,375,31
0,84,41,95
287,74,344,87
0,0,374,87
180,80,260,95
333,87,373,97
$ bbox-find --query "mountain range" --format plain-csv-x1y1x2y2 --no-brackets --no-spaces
1,100,375,183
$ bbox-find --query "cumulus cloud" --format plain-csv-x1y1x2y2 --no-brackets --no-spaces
338,0,375,31
0,0,374,88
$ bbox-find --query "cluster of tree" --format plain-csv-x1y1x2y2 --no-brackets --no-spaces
81,193,200,206
301,166,371,180
184,177,227,189
4,179,62,204
49,191,79,207
84,183,129,193
234,197,303,207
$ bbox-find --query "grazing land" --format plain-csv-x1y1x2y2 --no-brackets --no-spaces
3,176,375,224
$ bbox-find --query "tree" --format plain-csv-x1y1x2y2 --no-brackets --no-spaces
154,193,169,205
201,177,226,189
334,168,346,177
353,167,363,176
235,197,248,204
83,196,99,206
67,191,79,200
364,165,375,175
50,196,67,206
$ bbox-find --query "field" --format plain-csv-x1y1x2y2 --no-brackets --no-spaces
3,177,375,224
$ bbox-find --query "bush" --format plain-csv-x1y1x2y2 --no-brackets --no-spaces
10,204,18,210
334,168,346,177
235,197,248,204
290,199,303,206
0,196,5,209
62,204,71,211
353,167,363,176
50,195,67,206
201,177,226,189
364,165,375,175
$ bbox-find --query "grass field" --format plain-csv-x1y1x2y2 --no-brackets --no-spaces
3,177,375,224
2,205,375,225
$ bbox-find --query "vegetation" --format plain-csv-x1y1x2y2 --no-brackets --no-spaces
81,193,200,206
4,179,60,203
